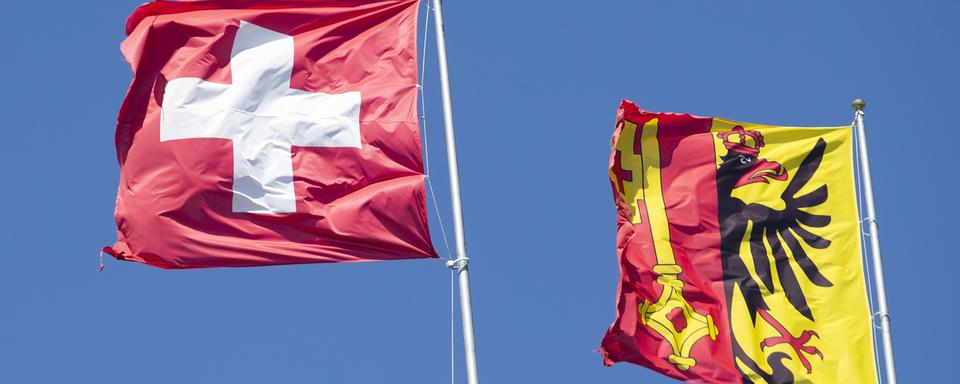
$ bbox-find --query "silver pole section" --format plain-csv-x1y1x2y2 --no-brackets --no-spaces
430,1,479,383
852,99,897,384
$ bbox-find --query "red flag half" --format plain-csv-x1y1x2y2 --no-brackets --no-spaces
106,0,437,268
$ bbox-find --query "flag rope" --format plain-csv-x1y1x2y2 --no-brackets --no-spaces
852,117,883,384
451,259,456,384
417,1,456,383
97,249,105,272
417,0,453,262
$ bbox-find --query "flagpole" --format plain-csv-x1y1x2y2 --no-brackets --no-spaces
852,99,897,384
430,1,480,383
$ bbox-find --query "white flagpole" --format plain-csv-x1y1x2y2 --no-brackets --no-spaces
852,99,897,384
430,1,480,383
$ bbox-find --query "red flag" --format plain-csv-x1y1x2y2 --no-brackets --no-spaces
106,0,437,268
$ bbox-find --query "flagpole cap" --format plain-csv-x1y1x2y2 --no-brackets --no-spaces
852,99,866,111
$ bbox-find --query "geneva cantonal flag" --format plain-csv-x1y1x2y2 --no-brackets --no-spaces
106,0,437,268
600,100,878,383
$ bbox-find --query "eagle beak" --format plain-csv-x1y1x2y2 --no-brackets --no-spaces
734,158,788,187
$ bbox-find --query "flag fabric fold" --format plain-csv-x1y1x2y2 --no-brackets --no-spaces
107,0,437,268
601,100,878,384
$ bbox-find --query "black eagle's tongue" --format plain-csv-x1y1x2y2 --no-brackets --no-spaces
735,158,788,187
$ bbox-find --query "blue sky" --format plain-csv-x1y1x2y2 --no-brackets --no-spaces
1,1,957,383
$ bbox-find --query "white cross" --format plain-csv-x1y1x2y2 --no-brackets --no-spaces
160,21,362,213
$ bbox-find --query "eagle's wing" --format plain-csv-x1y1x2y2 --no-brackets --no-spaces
745,138,833,321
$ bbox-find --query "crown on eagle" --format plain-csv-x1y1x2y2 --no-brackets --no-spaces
717,126,765,156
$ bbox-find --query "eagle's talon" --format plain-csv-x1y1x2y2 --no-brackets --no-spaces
757,309,823,374
799,345,824,360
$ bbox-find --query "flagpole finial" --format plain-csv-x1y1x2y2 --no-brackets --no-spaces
852,99,866,111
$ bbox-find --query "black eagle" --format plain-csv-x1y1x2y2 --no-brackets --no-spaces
716,126,832,382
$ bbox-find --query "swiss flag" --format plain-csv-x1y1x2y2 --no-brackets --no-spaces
106,0,437,268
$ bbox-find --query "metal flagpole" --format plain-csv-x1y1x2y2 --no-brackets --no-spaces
852,99,897,384
430,1,480,383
